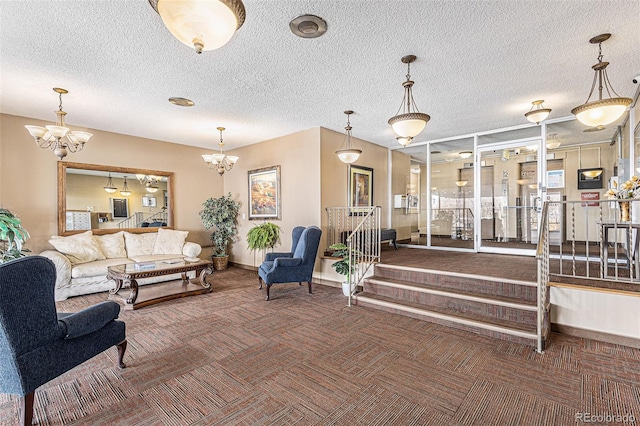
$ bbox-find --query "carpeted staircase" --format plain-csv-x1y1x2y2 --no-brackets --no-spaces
354,263,549,348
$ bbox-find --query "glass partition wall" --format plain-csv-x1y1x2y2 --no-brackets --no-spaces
393,115,628,255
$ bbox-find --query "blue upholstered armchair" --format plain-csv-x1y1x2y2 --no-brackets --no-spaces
0,256,127,425
258,226,322,301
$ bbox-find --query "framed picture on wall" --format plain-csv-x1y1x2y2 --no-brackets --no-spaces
348,165,373,214
111,198,129,218
248,165,281,220
142,196,157,207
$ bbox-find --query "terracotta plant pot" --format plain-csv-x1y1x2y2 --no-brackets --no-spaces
212,255,229,271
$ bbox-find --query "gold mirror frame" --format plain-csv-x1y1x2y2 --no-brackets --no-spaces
58,162,174,236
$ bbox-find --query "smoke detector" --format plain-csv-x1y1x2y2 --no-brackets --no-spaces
290,15,327,38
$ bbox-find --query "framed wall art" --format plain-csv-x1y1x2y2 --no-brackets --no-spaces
348,165,373,214
142,196,157,207
248,165,281,220
111,198,129,218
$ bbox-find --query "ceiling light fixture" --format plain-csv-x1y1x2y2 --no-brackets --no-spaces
148,0,246,54
335,110,362,164
24,88,93,160
388,55,431,146
136,174,161,193
524,100,552,124
289,14,327,38
546,141,562,150
103,173,117,194
459,151,472,159
120,176,132,197
571,34,632,127
455,180,468,187
202,127,238,176
579,146,603,178
168,97,195,107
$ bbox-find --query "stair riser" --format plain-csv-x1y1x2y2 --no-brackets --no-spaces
356,298,537,347
373,266,537,302
363,282,537,327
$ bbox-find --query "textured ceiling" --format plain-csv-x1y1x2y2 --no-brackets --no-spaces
1,1,639,153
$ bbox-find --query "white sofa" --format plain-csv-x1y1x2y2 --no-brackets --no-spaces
40,229,202,301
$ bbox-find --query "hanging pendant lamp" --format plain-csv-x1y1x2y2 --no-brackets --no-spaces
525,100,552,124
571,34,632,127
388,55,431,146
335,110,362,164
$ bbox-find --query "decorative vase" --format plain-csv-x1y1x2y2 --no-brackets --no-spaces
619,201,630,222
212,255,229,271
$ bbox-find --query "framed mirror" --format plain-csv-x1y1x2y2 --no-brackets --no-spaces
58,162,174,236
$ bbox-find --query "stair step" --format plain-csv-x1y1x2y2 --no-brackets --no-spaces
355,293,538,345
364,278,537,326
373,264,537,302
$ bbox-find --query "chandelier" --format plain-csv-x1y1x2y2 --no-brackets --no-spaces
335,110,362,164
120,176,132,197
103,173,117,194
202,127,239,175
136,174,161,193
524,100,552,124
388,55,431,146
24,88,93,160
148,0,246,54
571,34,632,127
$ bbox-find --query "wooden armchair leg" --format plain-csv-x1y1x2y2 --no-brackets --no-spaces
308,281,312,294
265,285,271,301
258,277,263,290
19,392,34,426
116,340,127,369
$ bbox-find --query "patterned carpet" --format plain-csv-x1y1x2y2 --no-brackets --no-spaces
1,265,639,425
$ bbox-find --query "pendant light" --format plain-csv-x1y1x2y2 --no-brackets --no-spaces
388,55,431,146
571,34,632,127
202,127,239,175
103,173,117,193
525,100,552,124
120,176,131,197
335,110,362,164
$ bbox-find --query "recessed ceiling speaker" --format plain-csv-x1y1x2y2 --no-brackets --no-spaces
290,15,327,38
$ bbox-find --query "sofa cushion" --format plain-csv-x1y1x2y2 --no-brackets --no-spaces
124,232,157,257
95,231,127,259
152,228,188,255
49,231,106,265
71,258,132,279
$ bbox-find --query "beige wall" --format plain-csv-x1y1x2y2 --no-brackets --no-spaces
224,128,322,268
1,113,222,253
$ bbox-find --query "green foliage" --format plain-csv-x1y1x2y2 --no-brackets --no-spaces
246,222,282,252
0,208,31,263
328,243,356,278
199,193,241,257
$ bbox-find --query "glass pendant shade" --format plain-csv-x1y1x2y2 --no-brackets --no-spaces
546,141,561,150
335,110,362,164
202,127,238,175
395,136,412,147
524,100,551,124
455,180,468,187
120,177,131,196
25,125,47,138
151,0,246,53
103,173,117,193
571,34,632,127
45,125,69,138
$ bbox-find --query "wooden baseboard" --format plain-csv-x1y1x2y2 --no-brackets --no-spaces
552,323,640,349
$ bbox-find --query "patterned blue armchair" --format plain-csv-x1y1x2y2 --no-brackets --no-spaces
0,256,127,425
258,226,322,301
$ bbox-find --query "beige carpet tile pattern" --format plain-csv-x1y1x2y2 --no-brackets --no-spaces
1,264,639,425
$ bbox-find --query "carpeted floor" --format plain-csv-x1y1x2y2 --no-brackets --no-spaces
1,266,639,425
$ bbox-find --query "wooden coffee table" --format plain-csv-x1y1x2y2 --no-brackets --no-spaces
107,259,213,310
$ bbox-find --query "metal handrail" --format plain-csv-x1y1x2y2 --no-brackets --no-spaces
535,202,550,353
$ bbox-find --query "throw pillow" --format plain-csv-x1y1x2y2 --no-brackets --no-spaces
95,231,127,259
152,228,188,255
49,231,106,265
123,232,157,257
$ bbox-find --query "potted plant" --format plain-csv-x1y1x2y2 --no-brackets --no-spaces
246,222,282,265
329,243,358,296
0,208,30,263
199,193,241,270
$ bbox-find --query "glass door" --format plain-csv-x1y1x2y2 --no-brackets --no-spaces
477,140,543,255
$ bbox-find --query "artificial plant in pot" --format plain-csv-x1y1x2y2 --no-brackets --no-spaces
246,222,282,266
329,243,357,296
0,208,30,263
199,193,241,270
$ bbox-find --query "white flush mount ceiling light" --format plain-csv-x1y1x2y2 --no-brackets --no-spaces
571,34,632,127
388,55,431,146
148,0,246,54
289,14,327,38
202,127,239,175
524,100,552,124
24,88,93,160
168,97,195,107
335,110,362,164
459,151,472,159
